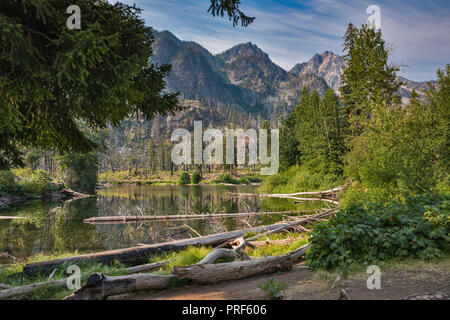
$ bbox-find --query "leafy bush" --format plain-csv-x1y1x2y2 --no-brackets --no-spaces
0,171,16,187
258,278,286,300
28,170,51,194
179,172,191,185
259,165,343,194
191,171,202,184
214,173,239,184
239,177,249,185
240,174,262,183
307,194,450,271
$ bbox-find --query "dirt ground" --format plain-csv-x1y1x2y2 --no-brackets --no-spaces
119,259,450,300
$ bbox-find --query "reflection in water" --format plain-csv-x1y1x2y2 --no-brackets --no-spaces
0,185,299,260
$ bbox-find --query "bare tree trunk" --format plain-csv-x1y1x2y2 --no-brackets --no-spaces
22,222,294,276
171,245,309,284
63,273,175,300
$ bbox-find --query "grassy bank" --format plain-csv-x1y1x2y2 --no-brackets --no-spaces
0,233,308,300
99,170,263,186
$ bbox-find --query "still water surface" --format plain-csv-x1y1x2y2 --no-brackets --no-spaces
0,185,294,260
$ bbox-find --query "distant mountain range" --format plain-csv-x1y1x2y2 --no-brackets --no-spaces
152,30,434,114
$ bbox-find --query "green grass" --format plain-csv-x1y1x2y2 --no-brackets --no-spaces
0,234,308,300
148,246,213,271
258,165,343,195
247,238,309,258
0,256,129,300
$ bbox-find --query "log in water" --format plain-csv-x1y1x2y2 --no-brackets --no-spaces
83,210,317,223
22,221,302,276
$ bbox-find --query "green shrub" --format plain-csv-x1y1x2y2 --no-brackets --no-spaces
259,165,343,194
25,170,51,195
191,171,202,184
306,194,450,271
243,174,262,183
0,171,16,187
239,177,249,185
214,173,239,184
179,172,191,185
258,278,286,300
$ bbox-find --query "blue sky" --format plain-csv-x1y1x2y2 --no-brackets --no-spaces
109,0,450,81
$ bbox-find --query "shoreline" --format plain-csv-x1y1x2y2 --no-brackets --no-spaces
0,188,93,209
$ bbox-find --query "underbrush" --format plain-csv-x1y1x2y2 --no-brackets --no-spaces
0,251,128,300
0,170,61,198
306,194,449,271
258,165,343,194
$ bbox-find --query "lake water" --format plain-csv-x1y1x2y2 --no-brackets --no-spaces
0,184,296,261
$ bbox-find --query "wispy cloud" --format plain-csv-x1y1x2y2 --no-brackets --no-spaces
108,0,450,81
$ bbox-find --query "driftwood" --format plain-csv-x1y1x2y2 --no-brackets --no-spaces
0,278,67,300
248,238,297,248
21,222,300,276
122,260,173,274
196,248,240,265
236,185,345,205
171,244,309,284
0,284,11,290
0,259,172,300
63,273,175,300
245,209,337,242
83,210,315,224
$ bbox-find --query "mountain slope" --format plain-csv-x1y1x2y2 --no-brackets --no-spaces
289,51,344,91
152,30,434,113
152,31,328,114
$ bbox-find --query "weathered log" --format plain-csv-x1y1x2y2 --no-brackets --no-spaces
83,210,314,224
171,244,309,284
0,283,11,290
122,260,173,274
248,238,297,248
196,248,240,265
0,260,172,299
22,222,296,276
235,185,345,205
245,209,337,241
0,278,67,300
63,273,175,300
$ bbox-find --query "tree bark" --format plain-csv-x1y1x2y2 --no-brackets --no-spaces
0,279,67,300
22,222,294,276
171,245,309,284
0,260,172,300
83,210,314,224
245,209,336,241
63,273,175,300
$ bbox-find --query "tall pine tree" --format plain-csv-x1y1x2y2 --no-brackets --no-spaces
340,23,401,136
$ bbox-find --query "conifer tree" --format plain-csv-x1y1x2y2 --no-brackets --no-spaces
340,23,401,136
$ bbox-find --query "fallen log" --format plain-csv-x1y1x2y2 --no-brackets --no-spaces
248,238,297,248
122,260,173,274
0,278,67,300
83,210,315,224
196,248,240,265
21,221,302,276
63,273,175,300
0,259,172,300
0,284,11,290
171,244,309,284
245,209,337,242
234,185,345,205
